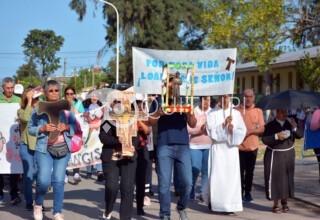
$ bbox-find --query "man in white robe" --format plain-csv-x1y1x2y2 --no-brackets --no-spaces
203,94,247,214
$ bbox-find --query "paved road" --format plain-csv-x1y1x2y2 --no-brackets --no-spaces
0,161,319,220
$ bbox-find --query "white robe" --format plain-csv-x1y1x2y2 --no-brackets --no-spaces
203,106,246,212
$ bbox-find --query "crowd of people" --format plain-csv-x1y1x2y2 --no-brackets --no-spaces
0,76,319,220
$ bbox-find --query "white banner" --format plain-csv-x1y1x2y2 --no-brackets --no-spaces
0,104,22,174
1,102,147,172
133,47,237,96
67,107,104,170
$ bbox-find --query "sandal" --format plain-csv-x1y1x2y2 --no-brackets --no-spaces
273,205,282,214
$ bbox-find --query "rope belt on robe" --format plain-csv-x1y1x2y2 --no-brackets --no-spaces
267,146,294,199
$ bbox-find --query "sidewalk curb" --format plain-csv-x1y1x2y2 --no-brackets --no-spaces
253,183,320,209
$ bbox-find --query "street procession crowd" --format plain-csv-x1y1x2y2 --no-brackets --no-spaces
0,75,319,220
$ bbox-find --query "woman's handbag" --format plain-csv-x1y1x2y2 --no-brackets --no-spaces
71,126,82,153
65,111,83,153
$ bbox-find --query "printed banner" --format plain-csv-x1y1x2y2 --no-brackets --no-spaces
67,106,105,170
132,47,237,96
1,99,150,172
0,104,22,174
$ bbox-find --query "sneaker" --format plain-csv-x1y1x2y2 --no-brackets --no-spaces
102,211,111,219
143,196,151,206
195,195,204,203
176,208,188,220
53,213,64,220
25,204,33,211
33,205,43,220
161,215,170,220
97,172,104,182
73,173,81,183
64,175,68,184
244,192,254,203
11,197,22,205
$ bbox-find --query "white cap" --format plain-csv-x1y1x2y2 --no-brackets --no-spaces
14,84,24,95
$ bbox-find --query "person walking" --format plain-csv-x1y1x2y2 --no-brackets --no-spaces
18,86,39,210
28,80,77,220
82,92,104,181
187,96,212,202
64,86,84,184
204,94,246,215
99,99,139,220
236,89,265,202
262,109,303,214
149,75,197,220
0,77,22,205
134,100,151,215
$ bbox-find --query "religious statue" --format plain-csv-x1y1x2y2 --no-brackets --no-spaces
161,63,195,113
172,71,182,105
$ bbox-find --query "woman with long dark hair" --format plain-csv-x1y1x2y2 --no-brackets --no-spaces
64,86,84,183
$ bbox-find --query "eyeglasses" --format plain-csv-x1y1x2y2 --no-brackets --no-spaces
48,89,59,93
66,93,74,95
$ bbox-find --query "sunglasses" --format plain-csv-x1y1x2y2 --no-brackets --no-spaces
48,89,59,93
66,93,74,95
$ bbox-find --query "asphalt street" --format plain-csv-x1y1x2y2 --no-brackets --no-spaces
0,162,319,220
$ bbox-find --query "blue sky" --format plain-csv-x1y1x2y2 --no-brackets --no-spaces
0,0,111,81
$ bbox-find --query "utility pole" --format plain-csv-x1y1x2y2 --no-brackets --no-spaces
99,0,119,84
63,57,67,77
84,74,87,88
91,65,95,89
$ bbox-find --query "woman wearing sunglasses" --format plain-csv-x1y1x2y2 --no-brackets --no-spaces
64,86,84,184
28,80,77,220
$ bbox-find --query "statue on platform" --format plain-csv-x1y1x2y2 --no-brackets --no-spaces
172,71,182,105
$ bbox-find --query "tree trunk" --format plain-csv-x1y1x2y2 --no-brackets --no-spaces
265,69,271,95
264,69,272,122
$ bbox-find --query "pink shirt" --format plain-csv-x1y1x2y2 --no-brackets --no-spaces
187,106,212,148
48,134,65,146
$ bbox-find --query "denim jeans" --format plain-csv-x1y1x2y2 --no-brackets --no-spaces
190,148,209,199
157,145,192,218
34,150,70,215
19,142,36,206
86,163,102,173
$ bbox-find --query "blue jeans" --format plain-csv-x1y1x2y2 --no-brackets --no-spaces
19,142,36,206
34,150,70,215
157,145,192,218
86,163,102,173
190,148,209,199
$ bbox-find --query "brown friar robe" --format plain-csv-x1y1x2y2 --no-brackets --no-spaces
262,119,304,200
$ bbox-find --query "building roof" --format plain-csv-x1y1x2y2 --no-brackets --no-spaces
236,46,320,72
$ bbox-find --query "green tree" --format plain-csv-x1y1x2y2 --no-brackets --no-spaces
22,29,64,81
14,60,41,87
296,50,320,91
201,0,287,95
288,0,320,48
70,0,204,83
66,67,115,93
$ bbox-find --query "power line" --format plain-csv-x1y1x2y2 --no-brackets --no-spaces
0,50,101,55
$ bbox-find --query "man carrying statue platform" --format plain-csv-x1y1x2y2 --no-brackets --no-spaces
149,75,197,220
